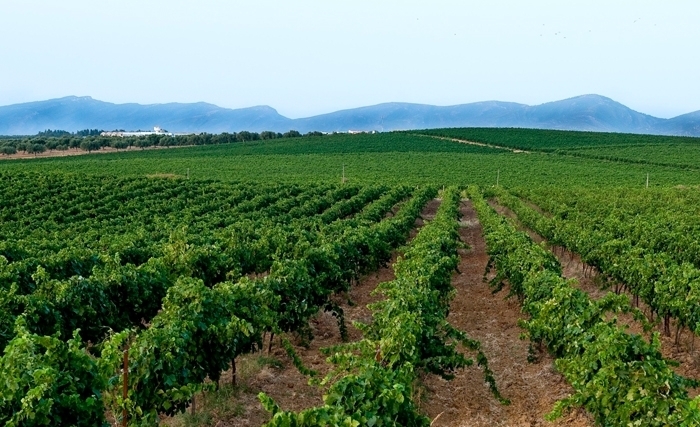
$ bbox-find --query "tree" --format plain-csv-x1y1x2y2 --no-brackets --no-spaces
260,131,279,140
283,130,302,138
79,140,101,153
76,129,103,137
147,134,162,147
0,146,16,155
109,140,129,150
214,133,237,144
37,129,70,137
134,138,152,150
236,131,260,142
28,144,46,156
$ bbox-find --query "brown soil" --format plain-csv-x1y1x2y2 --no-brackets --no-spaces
160,260,396,427
419,200,593,427
162,200,441,426
161,198,599,426
415,134,530,154
0,144,190,161
190,258,398,427
490,199,700,394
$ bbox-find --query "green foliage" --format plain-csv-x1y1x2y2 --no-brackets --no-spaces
261,362,427,427
0,319,107,427
27,144,46,155
79,139,102,152
419,127,700,171
504,186,700,342
419,127,700,152
281,337,317,377
469,185,700,425
102,277,274,423
262,187,507,426
37,129,72,137
5,131,699,187
93,185,428,425
0,173,429,424
4,126,700,425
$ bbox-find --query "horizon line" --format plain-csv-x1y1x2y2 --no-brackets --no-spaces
2,93,698,121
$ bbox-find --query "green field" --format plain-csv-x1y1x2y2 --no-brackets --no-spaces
2,130,700,187
420,127,700,151
3,128,700,427
563,143,700,169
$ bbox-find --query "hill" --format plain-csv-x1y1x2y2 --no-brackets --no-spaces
1,95,699,136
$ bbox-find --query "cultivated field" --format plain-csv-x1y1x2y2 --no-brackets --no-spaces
2,128,700,426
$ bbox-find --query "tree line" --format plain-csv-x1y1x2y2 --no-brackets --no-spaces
0,129,324,156
36,129,103,137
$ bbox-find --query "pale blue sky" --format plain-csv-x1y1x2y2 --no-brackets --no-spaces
1,1,698,118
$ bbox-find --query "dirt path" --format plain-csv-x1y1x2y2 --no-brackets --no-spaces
163,200,442,426
490,199,700,394
420,200,593,427
413,134,529,153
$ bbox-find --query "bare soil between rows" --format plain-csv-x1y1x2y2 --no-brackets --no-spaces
490,198,700,397
163,198,598,426
162,199,441,426
419,200,592,427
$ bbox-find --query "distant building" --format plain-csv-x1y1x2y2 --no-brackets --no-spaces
101,126,192,137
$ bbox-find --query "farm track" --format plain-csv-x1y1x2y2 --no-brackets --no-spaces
415,134,529,153
489,199,700,397
420,200,592,427
416,134,700,172
163,199,441,426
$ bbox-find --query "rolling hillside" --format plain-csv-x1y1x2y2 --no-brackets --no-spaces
1,94,699,136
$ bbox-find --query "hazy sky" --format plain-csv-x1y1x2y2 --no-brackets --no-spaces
1,1,698,118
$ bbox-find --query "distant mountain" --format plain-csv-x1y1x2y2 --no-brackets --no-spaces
662,111,700,136
0,94,699,137
521,95,664,134
0,96,292,135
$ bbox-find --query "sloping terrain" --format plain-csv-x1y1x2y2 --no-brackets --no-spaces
1,94,699,135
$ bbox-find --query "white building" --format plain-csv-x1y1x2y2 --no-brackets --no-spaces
101,127,174,137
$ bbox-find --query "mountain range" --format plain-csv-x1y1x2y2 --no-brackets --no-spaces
0,94,699,137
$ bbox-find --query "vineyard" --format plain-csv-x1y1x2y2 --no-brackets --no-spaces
0,174,439,425
419,128,700,170
472,187,700,425
3,128,700,426
4,131,700,187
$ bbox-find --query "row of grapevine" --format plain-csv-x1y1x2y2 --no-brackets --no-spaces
0,177,334,264
499,187,700,340
519,186,700,268
98,186,435,425
469,186,700,425
416,127,700,152
0,183,390,353
260,188,504,426
415,128,700,170
0,184,432,426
